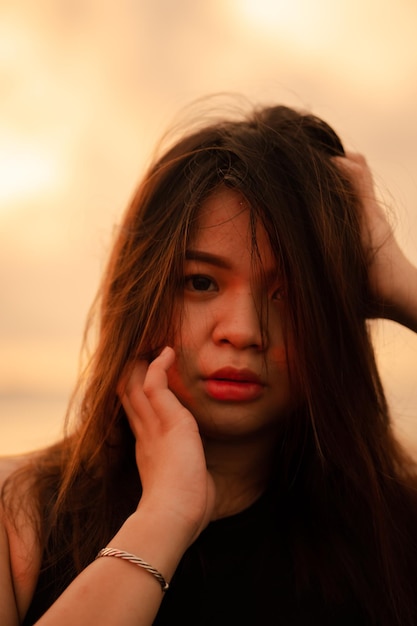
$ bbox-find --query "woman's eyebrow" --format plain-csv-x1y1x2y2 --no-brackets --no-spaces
185,250,281,280
185,249,232,269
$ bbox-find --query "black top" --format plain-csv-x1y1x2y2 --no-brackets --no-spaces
154,489,364,625
23,488,366,625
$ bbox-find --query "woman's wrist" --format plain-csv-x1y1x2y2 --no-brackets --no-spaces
106,504,196,586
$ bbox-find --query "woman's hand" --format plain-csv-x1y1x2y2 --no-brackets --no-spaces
335,152,417,332
119,347,216,546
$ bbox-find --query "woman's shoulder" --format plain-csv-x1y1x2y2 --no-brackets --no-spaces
0,451,40,506
0,453,43,623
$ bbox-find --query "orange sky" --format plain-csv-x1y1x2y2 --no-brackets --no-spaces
1,0,417,455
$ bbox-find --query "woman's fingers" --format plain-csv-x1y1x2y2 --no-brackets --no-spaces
119,359,152,438
117,348,215,534
334,152,393,251
141,347,194,429
334,152,417,328
121,347,191,433
333,152,396,277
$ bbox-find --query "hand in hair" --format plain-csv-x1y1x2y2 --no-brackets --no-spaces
119,347,216,546
335,152,417,332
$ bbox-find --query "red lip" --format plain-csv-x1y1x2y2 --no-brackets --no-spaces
207,367,262,384
203,368,263,402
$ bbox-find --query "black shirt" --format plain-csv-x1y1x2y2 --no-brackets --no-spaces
23,488,366,625
154,488,364,625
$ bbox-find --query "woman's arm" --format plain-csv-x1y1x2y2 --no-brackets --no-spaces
336,152,417,333
1,347,214,626
1,492,190,626
0,521,20,626
0,455,43,625
35,508,193,626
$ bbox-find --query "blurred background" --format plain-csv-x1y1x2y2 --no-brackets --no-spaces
1,0,417,456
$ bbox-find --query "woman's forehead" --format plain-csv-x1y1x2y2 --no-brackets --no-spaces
196,186,248,229
189,187,277,270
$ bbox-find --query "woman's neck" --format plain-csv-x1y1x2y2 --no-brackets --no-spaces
202,431,279,520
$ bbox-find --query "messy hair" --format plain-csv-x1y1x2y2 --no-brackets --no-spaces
4,102,417,625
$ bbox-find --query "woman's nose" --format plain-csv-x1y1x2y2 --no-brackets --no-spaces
211,291,265,350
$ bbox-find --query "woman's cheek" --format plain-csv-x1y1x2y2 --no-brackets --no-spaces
166,353,196,409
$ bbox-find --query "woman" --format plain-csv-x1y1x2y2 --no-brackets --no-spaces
1,103,417,625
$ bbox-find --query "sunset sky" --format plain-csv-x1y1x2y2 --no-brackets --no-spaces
1,0,417,455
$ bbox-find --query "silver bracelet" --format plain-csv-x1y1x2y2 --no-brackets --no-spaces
96,548,169,591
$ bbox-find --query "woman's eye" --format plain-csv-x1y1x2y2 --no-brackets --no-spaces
185,275,216,292
272,286,285,301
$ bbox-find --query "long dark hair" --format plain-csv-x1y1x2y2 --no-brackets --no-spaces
4,102,417,624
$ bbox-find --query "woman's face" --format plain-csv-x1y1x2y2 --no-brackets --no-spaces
167,187,297,440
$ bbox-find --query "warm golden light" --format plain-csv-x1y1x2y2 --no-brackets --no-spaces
0,11,60,208
234,0,312,30
0,137,59,205
1,0,416,456
230,0,336,44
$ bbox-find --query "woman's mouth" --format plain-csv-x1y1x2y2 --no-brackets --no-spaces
203,368,264,402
